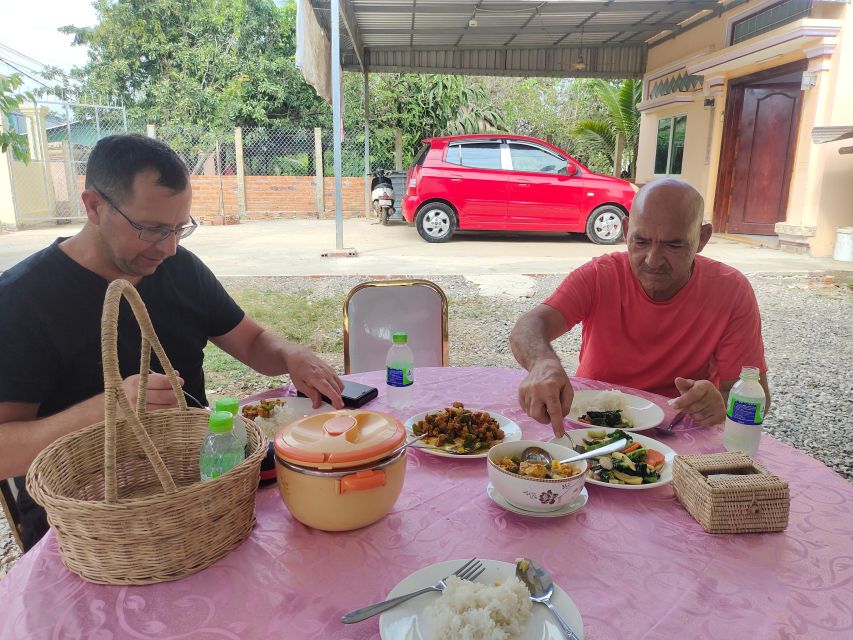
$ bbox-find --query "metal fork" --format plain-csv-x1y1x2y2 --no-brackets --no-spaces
654,411,686,436
341,558,485,624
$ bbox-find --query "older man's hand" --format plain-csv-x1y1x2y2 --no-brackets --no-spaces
518,358,574,438
671,377,726,427
285,345,345,409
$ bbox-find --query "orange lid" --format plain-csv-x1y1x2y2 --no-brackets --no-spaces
274,410,406,470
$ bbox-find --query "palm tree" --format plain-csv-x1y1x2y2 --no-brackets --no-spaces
572,79,642,179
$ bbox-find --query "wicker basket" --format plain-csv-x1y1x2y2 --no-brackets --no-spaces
26,280,268,584
672,453,789,534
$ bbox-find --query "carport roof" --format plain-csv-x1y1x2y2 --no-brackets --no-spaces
307,0,735,78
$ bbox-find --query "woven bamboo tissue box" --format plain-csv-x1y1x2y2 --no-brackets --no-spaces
672,453,789,534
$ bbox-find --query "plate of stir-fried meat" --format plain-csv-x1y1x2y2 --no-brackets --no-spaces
405,402,521,458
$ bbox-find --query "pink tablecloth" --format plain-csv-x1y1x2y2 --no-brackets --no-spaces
2,367,852,639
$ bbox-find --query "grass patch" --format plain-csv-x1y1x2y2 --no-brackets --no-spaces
203,288,343,395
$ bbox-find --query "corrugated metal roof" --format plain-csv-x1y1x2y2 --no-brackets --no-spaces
312,0,733,78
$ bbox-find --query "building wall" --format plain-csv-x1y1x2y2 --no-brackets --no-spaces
636,0,853,256
67,174,369,225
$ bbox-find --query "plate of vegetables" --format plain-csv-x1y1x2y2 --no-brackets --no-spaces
405,402,521,458
551,428,676,489
565,389,665,432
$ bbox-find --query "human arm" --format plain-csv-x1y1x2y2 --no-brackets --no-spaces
0,373,183,479
510,304,576,437
670,373,771,427
211,316,344,409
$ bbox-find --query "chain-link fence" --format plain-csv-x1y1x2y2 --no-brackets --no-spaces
3,113,398,226
2,101,131,226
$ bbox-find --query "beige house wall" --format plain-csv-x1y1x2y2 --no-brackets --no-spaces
636,0,853,257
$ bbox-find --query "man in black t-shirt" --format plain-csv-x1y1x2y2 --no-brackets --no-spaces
0,134,344,550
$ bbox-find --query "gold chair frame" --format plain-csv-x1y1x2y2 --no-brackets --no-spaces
343,279,449,375
1,478,24,551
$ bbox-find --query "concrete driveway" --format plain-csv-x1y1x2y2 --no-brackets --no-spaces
1,218,850,277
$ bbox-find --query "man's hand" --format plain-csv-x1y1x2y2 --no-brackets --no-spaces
122,372,184,412
518,358,574,438
285,346,345,409
670,377,725,427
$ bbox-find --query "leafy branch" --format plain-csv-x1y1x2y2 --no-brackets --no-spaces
0,74,35,163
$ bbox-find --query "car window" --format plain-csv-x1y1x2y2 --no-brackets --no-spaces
508,143,569,174
446,142,502,170
413,143,431,167
445,144,461,165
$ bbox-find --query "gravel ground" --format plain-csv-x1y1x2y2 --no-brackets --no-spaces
2,272,850,576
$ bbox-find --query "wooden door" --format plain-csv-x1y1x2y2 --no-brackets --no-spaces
723,83,802,235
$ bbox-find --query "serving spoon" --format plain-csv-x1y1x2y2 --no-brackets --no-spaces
520,438,628,467
515,557,582,640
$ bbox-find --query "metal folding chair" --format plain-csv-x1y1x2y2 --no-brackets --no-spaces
343,279,449,374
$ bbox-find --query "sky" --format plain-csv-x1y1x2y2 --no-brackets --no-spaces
0,0,97,87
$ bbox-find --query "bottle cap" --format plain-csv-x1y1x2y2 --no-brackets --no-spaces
392,332,408,344
739,366,760,380
215,397,239,417
208,411,234,433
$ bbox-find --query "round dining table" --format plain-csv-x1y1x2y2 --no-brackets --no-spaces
2,366,852,639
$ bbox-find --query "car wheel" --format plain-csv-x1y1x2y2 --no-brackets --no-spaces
415,203,456,243
585,205,625,244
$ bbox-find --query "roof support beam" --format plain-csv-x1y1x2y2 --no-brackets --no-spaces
314,1,719,15
361,24,679,36
338,0,365,72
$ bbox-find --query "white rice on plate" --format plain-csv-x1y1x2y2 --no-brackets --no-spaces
426,575,532,639
572,389,627,415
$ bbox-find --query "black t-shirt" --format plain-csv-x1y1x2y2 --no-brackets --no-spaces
0,239,244,549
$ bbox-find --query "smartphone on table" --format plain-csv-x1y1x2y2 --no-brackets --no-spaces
296,380,378,408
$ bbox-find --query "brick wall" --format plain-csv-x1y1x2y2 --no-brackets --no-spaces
74,175,369,225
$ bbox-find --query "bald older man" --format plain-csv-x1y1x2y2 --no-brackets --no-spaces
510,178,770,437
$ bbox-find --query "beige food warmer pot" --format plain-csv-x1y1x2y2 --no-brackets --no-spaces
273,410,407,531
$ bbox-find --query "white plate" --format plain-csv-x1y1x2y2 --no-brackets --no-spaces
378,559,584,640
566,389,665,431
551,428,677,490
487,483,589,518
404,408,522,459
238,395,334,433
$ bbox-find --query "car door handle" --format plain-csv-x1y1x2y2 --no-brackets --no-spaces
450,177,463,182
516,182,530,187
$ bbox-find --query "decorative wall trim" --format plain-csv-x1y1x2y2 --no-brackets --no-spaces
637,93,697,112
686,19,841,74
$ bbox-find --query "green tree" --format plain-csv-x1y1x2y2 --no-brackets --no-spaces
61,0,327,129
0,74,35,162
357,73,507,168
572,79,642,179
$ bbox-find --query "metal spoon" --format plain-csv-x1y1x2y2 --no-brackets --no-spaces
520,438,628,467
515,558,581,640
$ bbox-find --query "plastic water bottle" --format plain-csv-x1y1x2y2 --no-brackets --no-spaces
386,332,414,409
214,396,248,456
199,411,245,481
723,366,766,456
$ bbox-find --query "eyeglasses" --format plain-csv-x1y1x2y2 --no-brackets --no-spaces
92,187,197,243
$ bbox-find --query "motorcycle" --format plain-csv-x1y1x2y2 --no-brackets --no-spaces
371,168,395,225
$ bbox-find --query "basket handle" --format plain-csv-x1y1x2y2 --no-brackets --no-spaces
101,279,187,503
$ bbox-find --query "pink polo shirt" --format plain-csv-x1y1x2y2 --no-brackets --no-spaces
544,252,767,398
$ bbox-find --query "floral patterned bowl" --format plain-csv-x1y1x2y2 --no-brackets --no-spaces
487,440,587,513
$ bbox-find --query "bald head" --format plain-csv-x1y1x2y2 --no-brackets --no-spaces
623,178,712,301
630,178,704,238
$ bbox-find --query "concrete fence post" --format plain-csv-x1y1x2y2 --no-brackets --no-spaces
146,124,156,139
234,127,247,218
314,127,324,218
613,133,625,178
394,128,403,171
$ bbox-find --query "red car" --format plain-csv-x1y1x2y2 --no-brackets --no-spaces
402,134,637,244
